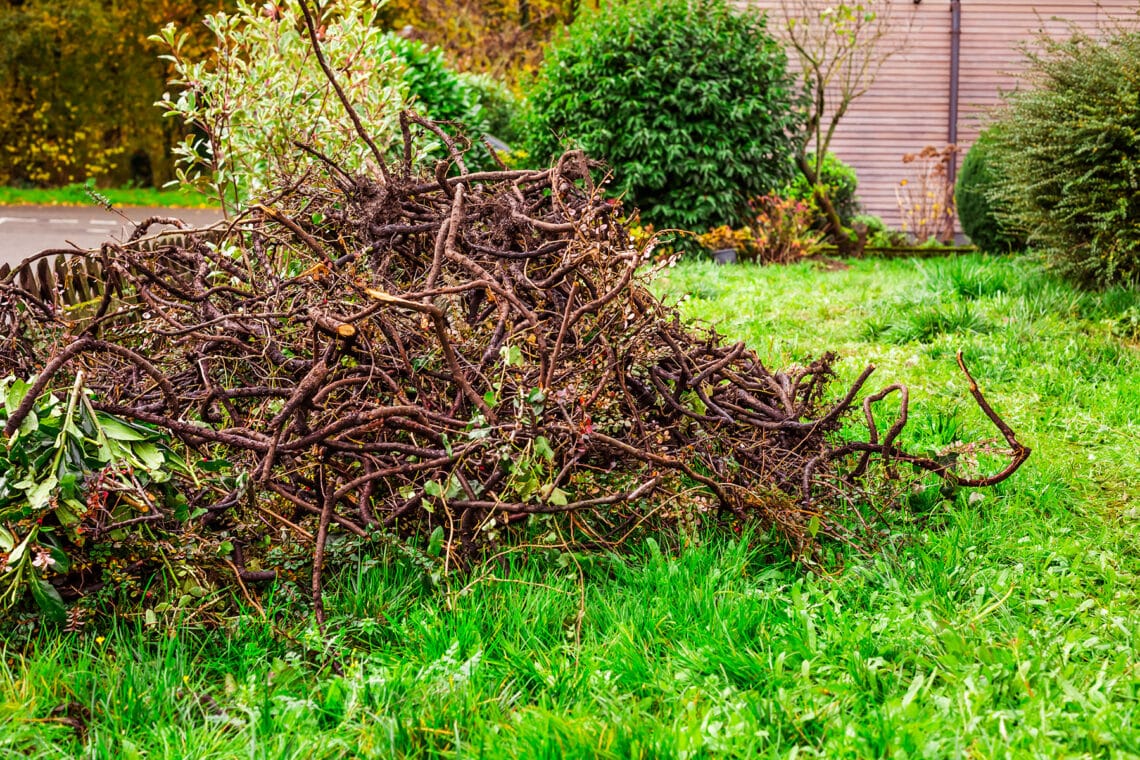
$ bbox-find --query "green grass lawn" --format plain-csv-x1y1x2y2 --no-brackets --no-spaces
0,183,218,209
2,253,1139,758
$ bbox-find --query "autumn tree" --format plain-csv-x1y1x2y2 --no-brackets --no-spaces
0,0,233,187
379,0,593,83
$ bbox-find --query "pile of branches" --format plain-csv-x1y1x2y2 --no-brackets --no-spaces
0,130,1029,620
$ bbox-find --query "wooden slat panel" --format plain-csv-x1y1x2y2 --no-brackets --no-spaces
745,0,1131,228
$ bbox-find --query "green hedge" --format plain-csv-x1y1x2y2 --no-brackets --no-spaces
989,28,1140,286
378,33,517,171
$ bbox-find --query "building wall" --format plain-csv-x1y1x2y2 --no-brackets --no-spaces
747,0,1137,230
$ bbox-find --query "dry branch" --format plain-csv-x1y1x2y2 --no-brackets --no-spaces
0,130,1029,612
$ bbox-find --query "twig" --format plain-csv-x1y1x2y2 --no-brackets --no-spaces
296,0,390,183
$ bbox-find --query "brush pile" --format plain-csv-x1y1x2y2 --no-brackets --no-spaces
0,133,1029,618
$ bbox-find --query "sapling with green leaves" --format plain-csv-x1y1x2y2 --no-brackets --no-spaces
774,0,906,253
153,0,409,211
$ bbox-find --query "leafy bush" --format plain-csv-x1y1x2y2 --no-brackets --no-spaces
786,152,861,230
379,33,482,127
851,213,905,248
459,72,522,145
0,376,193,621
697,225,754,254
989,28,1140,286
521,0,798,232
696,195,825,264
688,195,825,264
955,128,1025,253
853,213,887,236
745,194,825,263
156,0,408,205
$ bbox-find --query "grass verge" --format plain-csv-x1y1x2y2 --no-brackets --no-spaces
2,253,1138,758
0,183,218,209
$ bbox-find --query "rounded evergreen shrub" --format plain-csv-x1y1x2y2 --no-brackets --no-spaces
521,0,798,232
954,127,1025,253
785,152,861,230
990,28,1140,286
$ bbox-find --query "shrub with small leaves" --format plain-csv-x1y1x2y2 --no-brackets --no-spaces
746,194,825,264
955,127,1025,254
989,27,1140,286
697,225,754,256
521,0,798,232
155,0,408,207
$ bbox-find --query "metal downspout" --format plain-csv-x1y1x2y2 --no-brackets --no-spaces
948,0,962,187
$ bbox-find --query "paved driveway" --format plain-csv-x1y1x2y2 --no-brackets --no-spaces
0,206,223,268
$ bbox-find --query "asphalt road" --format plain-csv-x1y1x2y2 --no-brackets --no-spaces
0,206,223,268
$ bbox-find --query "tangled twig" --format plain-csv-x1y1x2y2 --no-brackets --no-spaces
0,129,1029,619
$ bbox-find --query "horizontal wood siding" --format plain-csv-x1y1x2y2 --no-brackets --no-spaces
746,0,1138,230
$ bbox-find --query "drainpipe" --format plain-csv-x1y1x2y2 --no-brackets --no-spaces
948,0,962,188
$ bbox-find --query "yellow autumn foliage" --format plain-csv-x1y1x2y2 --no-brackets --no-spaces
0,1,232,187
379,0,590,84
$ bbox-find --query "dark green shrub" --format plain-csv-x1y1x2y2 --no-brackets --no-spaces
459,72,521,145
989,28,1140,287
786,152,861,230
521,0,798,232
380,33,483,126
378,33,510,171
954,127,1025,253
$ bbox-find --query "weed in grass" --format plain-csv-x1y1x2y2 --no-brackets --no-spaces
1005,279,1089,323
917,254,1018,299
865,300,989,344
1096,285,1140,319
910,404,968,448
1113,307,1140,340
686,282,723,301
858,312,895,342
